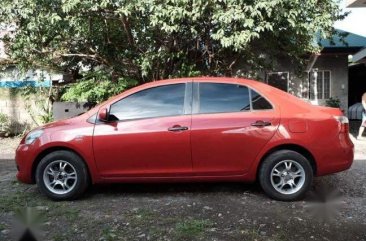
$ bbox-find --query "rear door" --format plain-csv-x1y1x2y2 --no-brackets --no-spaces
191,82,280,175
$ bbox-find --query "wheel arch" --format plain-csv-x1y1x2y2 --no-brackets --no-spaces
256,144,317,179
31,146,92,184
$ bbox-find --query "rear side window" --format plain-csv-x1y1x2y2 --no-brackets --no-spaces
198,83,250,114
109,83,185,121
251,89,273,110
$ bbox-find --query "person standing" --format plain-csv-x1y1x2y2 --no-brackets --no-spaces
357,92,366,140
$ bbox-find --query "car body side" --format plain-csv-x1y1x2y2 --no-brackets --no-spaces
15,77,354,185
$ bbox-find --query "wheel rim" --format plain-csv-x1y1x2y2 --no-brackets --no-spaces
270,160,306,195
43,160,77,195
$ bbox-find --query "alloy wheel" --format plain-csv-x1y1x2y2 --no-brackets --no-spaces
43,160,78,195
270,160,306,195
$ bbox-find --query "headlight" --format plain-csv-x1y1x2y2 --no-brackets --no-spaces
25,130,44,144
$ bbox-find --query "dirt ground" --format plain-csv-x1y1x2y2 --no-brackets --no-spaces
0,124,365,241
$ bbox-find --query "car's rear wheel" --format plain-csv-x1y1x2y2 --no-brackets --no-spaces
35,150,89,200
259,150,313,201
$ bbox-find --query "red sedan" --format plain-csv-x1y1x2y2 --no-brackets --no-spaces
15,77,354,201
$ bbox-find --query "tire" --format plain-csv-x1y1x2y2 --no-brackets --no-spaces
259,150,313,201
35,150,89,200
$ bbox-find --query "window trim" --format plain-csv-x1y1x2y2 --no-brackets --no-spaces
309,70,332,100
192,82,273,115
105,82,192,123
318,70,332,100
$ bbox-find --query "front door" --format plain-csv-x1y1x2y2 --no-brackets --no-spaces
93,83,192,177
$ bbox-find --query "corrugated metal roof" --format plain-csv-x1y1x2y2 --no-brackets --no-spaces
318,29,366,48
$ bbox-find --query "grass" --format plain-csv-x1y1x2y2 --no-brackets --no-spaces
0,190,79,220
175,219,213,239
0,188,80,241
1,183,269,241
101,227,119,241
0,223,5,231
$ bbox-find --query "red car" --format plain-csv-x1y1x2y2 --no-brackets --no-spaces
15,77,354,201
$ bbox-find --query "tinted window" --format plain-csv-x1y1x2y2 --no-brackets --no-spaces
251,89,273,110
110,84,185,120
198,83,250,114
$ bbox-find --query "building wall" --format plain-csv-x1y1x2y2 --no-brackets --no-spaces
0,65,62,84
0,88,35,134
0,89,29,122
53,102,91,121
313,54,349,111
262,54,349,112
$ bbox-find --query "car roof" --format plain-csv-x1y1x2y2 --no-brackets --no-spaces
135,76,269,90
106,77,267,101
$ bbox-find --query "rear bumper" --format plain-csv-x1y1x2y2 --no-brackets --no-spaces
316,133,354,176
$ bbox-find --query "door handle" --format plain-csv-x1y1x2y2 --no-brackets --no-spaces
251,120,271,127
168,126,189,132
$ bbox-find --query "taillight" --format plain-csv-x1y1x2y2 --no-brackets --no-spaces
334,116,349,133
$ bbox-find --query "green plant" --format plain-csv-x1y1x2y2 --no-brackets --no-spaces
0,113,10,136
0,113,9,125
326,97,341,108
175,219,212,238
0,0,345,82
0,113,30,137
17,85,58,125
61,72,137,104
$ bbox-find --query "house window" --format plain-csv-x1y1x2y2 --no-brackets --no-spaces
313,70,331,100
266,72,289,92
301,76,309,99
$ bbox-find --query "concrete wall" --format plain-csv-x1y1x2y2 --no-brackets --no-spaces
0,89,32,123
0,65,62,83
258,54,349,112
313,54,349,111
0,88,35,134
0,89,91,135
53,102,91,121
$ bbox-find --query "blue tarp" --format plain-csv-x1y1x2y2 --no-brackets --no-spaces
0,80,52,88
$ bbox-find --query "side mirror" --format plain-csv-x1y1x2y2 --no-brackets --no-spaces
98,108,109,122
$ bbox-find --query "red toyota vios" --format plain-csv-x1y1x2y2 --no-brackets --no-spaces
15,77,354,201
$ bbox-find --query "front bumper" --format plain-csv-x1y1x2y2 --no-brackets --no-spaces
15,144,37,184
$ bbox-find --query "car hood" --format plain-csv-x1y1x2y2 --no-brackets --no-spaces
40,114,86,131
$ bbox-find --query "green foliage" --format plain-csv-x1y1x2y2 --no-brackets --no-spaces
61,72,137,103
326,96,341,108
0,0,345,82
0,113,10,135
0,113,8,124
18,86,57,125
0,113,29,136
175,219,212,238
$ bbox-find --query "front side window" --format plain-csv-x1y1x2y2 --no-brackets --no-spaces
198,83,250,114
109,83,185,121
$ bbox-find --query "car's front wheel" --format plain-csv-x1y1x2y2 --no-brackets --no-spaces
259,150,313,201
35,150,89,200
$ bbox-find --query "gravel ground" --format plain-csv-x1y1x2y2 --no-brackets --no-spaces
0,128,365,241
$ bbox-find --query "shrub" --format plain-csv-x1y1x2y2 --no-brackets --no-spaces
0,113,12,136
61,72,138,104
325,97,341,108
0,113,29,137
